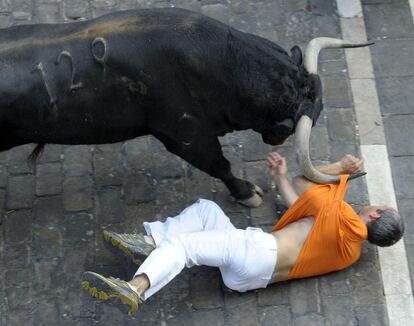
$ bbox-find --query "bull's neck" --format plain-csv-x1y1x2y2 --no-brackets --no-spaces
224,39,269,131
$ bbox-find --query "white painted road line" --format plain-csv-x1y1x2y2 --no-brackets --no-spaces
362,145,414,325
362,145,413,295
336,0,362,18
336,0,414,325
409,0,414,23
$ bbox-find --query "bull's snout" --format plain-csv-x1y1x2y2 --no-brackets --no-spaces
261,134,284,146
262,118,295,145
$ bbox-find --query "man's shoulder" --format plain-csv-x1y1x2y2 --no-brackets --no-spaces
338,202,367,241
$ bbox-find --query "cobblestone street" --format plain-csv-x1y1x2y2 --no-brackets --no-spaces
0,0,413,325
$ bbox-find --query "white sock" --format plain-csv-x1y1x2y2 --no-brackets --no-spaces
127,282,138,294
144,235,155,246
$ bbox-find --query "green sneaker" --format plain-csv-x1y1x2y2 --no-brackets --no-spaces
81,271,142,316
103,230,155,265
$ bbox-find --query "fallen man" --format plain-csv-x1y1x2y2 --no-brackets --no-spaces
81,152,404,316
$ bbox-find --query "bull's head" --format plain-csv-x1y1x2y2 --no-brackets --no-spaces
296,37,373,183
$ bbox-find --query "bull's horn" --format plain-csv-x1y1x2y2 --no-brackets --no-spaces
305,37,374,74
295,115,338,183
295,115,367,183
297,37,373,183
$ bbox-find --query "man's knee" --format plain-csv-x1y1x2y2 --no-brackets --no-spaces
197,199,224,216
195,199,234,231
197,198,217,208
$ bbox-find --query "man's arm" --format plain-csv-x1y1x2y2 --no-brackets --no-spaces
267,152,298,207
267,153,364,206
274,175,299,207
318,155,364,175
292,155,364,196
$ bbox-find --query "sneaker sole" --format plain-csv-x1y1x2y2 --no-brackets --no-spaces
81,272,138,316
103,231,147,266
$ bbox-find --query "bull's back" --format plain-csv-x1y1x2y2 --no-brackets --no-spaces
0,8,208,49
0,9,232,145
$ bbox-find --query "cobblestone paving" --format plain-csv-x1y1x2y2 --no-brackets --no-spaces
0,1,389,325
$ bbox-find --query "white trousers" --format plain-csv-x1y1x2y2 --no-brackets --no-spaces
135,199,277,300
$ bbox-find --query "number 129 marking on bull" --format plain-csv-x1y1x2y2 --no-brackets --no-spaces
32,62,59,118
56,51,83,91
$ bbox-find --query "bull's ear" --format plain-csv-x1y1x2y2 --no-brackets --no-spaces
309,74,323,124
290,46,303,66
308,74,322,103
297,74,323,125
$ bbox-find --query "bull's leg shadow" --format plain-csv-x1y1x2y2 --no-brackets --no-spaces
153,134,264,207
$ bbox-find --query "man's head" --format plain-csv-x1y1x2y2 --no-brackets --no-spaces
358,206,404,247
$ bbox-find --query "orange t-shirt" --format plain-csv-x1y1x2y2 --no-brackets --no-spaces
272,175,367,280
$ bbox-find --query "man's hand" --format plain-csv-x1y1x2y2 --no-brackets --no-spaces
267,152,288,180
267,152,298,207
339,155,364,174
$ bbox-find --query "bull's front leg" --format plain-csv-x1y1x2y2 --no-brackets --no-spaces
154,132,264,207
217,163,265,208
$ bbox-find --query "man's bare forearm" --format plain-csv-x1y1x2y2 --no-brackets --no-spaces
316,161,344,176
273,175,299,207
317,155,364,176
292,160,355,196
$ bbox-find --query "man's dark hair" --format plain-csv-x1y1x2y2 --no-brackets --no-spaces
367,209,404,247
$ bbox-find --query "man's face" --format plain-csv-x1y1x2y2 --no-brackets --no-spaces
358,205,390,224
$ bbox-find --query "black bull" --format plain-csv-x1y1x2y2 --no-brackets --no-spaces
0,8,322,207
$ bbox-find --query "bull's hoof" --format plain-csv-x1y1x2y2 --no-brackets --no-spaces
237,185,264,208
